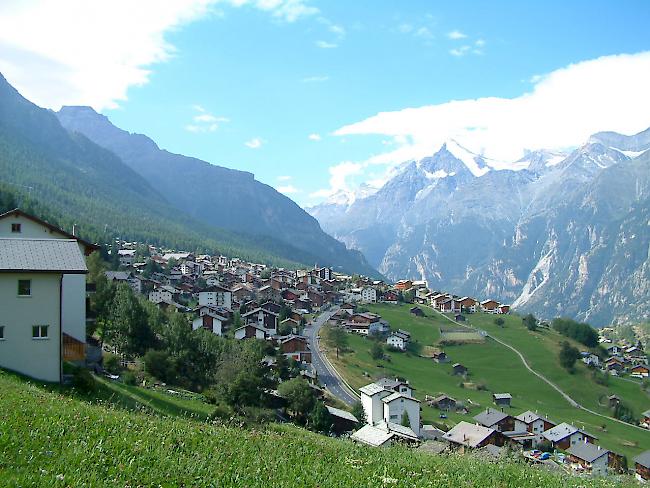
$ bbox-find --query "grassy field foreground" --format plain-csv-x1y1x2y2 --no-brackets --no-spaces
0,370,637,487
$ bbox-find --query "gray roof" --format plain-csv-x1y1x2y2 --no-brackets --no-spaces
359,382,387,396
634,450,650,468
351,425,394,447
443,421,495,448
493,393,512,400
0,238,87,273
515,410,553,425
382,392,420,404
542,422,578,442
473,409,510,427
566,442,609,463
326,405,358,423
105,271,131,281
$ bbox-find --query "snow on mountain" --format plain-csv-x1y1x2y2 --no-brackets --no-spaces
444,139,490,176
309,126,650,326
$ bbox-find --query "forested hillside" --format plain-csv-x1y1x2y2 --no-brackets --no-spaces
0,73,375,273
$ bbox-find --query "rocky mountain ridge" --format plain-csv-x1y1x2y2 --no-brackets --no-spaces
309,132,650,325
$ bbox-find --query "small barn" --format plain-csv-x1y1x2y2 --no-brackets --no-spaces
492,393,512,408
452,363,467,376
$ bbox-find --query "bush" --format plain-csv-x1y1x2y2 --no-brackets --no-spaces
143,350,176,384
370,342,384,360
522,314,538,331
103,353,121,374
559,341,581,373
209,404,232,421
72,368,96,394
552,318,599,347
239,406,276,425
122,371,137,386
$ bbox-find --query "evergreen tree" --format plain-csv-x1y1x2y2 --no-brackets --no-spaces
309,402,332,433
401,410,411,428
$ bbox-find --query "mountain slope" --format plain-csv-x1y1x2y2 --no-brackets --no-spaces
56,106,378,277
0,73,361,270
309,133,650,325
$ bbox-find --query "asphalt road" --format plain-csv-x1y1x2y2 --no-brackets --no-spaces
305,307,359,406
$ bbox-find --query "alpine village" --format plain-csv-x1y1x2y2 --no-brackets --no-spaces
1,2,650,487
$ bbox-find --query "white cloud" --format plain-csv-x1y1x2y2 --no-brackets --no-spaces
334,51,650,168
315,40,337,49
276,184,300,194
414,27,433,40
250,0,319,23
186,104,228,133
310,161,363,198
475,39,486,47
447,30,467,40
277,175,292,181
398,23,413,34
0,0,318,111
301,75,329,83
308,133,322,141
245,137,263,149
450,45,471,56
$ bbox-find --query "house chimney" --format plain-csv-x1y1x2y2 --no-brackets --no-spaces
72,224,77,236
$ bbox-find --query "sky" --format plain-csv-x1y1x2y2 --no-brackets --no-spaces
0,0,649,207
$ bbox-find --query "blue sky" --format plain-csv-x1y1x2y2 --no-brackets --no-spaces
1,0,650,206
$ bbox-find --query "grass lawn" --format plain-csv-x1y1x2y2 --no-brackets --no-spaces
0,369,637,487
325,303,650,459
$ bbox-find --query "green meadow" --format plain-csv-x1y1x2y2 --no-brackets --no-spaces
0,369,638,487
325,303,650,459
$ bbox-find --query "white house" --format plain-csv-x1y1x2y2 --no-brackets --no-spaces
382,392,420,434
192,306,227,336
567,442,610,476
387,333,406,350
198,285,232,310
361,287,377,303
514,411,555,446
543,423,595,449
117,249,135,267
0,209,98,355
149,288,173,304
387,329,410,350
234,324,266,340
0,238,88,382
359,378,420,436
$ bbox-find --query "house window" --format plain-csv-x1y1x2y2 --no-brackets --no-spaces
32,325,49,339
18,280,31,296
0,326,4,340
11,223,21,233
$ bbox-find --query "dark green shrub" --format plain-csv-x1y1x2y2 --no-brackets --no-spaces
103,353,121,374
72,368,96,394
122,371,137,386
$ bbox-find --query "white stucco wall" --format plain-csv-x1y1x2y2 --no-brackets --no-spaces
61,273,86,342
384,397,420,435
1,214,88,344
0,273,62,382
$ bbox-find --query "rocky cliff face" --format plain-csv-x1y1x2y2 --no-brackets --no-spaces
309,132,650,326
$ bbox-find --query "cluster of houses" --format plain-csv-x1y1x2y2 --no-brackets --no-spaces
327,305,412,351
593,340,649,380
350,375,649,480
0,208,385,383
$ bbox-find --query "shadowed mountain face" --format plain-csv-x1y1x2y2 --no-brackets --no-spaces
0,73,377,274
309,133,650,326
54,106,378,277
